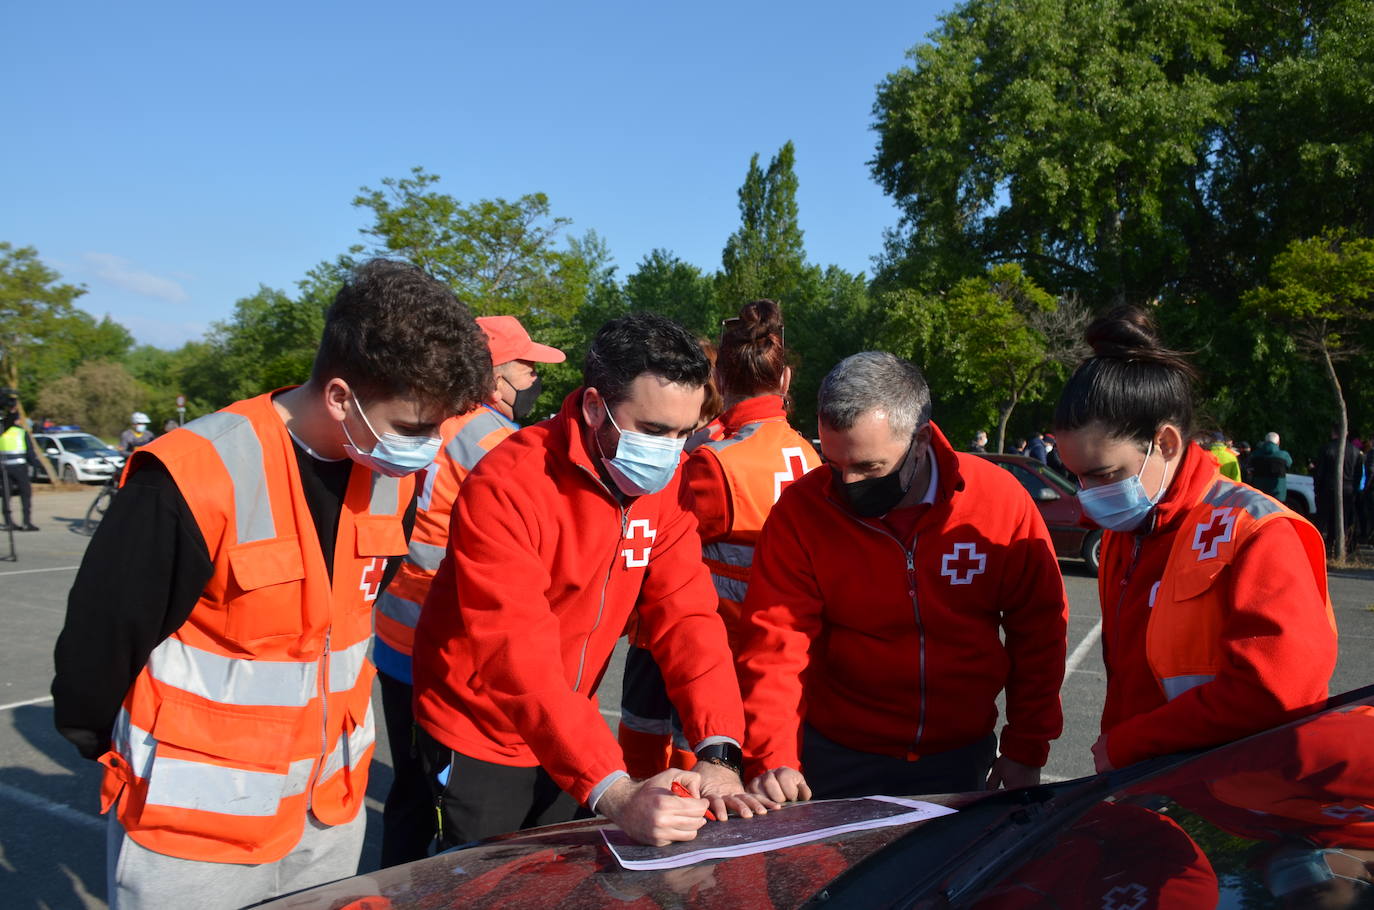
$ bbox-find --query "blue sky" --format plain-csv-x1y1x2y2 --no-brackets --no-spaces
3,1,946,348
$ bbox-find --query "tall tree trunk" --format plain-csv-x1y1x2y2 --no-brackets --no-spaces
995,392,1018,455
1320,341,1348,562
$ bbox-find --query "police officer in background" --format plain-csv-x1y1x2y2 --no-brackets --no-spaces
0,389,38,531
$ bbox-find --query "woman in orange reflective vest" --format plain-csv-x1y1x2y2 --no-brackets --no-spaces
617,299,821,777
1051,307,1337,772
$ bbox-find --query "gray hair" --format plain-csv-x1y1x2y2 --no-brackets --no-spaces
818,351,931,438
1265,431,1280,445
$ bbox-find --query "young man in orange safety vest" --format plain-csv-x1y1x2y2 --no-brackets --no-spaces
375,315,566,866
51,260,493,909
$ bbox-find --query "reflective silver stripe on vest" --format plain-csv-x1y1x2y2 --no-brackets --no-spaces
446,410,510,471
702,541,755,568
148,637,318,707
113,708,157,780
370,473,400,515
143,755,315,817
1162,674,1216,700
376,590,422,630
1203,480,1283,520
328,637,372,693
620,706,674,736
184,411,276,545
711,573,749,603
319,702,376,781
406,540,446,573
703,420,767,454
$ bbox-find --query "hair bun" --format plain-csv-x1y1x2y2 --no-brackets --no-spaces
1082,305,1198,380
737,299,784,342
1084,306,1161,359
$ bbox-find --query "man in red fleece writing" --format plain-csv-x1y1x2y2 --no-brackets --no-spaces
413,313,771,848
738,352,1069,803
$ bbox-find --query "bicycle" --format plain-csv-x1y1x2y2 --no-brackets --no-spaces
84,474,118,534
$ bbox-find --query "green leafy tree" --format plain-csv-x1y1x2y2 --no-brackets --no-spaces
717,142,812,311
203,286,328,404
354,167,576,318
871,0,1374,304
36,360,143,439
871,0,1374,448
1244,231,1374,559
716,143,880,433
884,265,1085,452
624,250,719,339
0,243,104,407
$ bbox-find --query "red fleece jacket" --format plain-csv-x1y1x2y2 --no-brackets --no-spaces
736,422,1069,777
1097,443,1336,768
412,389,744,805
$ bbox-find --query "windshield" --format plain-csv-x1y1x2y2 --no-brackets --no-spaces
830,686,1374,909
59,435,114,455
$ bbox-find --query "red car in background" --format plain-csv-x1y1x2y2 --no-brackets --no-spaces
977,454,1101,575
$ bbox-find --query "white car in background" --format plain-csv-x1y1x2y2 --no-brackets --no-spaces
1285,473,1315,519
31,431,126,484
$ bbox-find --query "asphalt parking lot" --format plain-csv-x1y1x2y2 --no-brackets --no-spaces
2,486,1370,909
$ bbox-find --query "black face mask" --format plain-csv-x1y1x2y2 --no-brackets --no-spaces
840,437,917,518
506,375,542,421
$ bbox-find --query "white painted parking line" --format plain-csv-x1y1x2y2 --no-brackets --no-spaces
0,695,54,712
0,781,103,832
0,565,80,577
1065,619,1103,675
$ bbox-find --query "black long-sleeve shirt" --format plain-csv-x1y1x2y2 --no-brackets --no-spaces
51,444,416,760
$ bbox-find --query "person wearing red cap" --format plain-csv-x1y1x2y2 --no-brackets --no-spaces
375,314,565,866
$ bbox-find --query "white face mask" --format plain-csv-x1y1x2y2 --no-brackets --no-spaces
598,402,686,496
1076,440,1171,532
133,424,147,432
340,395,441,478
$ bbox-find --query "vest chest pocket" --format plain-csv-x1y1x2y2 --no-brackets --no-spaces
226,537,307,645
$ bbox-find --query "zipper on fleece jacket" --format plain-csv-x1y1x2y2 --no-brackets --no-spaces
1110,536,1145,664
828,499,929,750
573,464,632,692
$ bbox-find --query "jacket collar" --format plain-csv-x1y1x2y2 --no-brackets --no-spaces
717,395,788,434
1144,441,1220,536
821,419,967,520
551,387,601,475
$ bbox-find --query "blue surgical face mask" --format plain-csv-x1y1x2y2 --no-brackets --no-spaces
341,396,441,478
598,401,685,497
1266,847,1370,898
1077,440,1169,532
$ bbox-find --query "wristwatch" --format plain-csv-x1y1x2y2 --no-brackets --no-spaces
694,742,743,776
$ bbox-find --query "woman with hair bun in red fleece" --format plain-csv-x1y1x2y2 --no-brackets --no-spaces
1051,306,1338,772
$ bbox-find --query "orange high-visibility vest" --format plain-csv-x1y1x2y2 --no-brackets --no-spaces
696,417,820,648
1147,478,1335,701
374,406,514,680
97,392,412,864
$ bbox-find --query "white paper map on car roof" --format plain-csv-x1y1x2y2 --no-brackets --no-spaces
601,796,957,871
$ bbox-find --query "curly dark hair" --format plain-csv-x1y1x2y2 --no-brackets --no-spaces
583,312,710,406
311,259,493,414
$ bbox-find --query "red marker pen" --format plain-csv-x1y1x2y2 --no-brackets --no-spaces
671,780,717,821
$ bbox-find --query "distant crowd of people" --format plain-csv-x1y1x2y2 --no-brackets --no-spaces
972,420,1374,555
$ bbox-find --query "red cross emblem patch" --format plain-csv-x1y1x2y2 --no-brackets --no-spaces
622,519,657,569
1191,508,1236,561
772,446,810,503
1101,883,1149,910
359,557,387,602
941,542,986,585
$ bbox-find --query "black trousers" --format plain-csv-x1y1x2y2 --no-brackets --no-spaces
801,724,997,799
415,724,582,849
378,672,436,867
2,464,31,524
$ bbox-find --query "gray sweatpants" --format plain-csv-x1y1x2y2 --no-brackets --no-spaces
106,809,366,910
